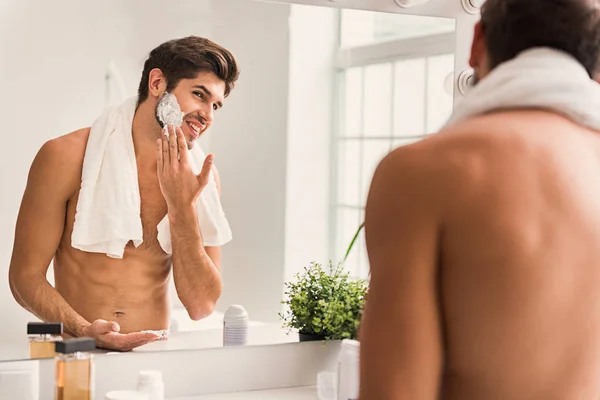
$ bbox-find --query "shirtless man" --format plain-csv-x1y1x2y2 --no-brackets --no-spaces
360,1,600,399
8,36,239,351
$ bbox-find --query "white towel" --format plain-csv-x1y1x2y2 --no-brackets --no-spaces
71,96,232,259
445,47,600,130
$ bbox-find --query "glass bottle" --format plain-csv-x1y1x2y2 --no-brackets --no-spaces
55,337,96,400
27,322,63,359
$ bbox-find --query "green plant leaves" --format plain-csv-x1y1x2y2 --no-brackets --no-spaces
342,221,365,265
279,260,368,341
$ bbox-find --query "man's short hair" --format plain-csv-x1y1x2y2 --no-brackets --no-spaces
481,0,600,78
137,36,240,103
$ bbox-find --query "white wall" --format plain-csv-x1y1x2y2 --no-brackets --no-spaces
207,0,292,322
208,1,342,322
284,6,337,283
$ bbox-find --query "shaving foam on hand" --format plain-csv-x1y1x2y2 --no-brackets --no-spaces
156,92,184,136
141,329,169,340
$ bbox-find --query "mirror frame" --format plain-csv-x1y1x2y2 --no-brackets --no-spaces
265,0,479,101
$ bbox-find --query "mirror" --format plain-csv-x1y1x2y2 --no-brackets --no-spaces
0,0,456,362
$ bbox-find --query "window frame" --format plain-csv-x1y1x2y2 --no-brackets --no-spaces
329,12,455,279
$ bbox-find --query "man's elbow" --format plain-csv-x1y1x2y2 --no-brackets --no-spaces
9,270,29,309
8,278,21,306
185,284,222,321
186,299,218,321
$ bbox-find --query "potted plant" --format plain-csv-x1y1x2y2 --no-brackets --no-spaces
279,223,368,342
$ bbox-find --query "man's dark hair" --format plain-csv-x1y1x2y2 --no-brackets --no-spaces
137,36,240,103
481,0,600,78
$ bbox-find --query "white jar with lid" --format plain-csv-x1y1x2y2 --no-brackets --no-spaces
136,370,164,400
223,305,249,346
337,339,360,400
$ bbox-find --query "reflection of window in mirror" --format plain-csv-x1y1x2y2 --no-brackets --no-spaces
339,9,456,47
332,10,456,280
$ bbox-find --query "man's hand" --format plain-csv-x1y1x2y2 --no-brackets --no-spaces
82,320,161,352
156,124,213,211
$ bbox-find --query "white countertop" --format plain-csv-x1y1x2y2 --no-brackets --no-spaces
170,386,317,399
0,311,299,361
132,323,298,353
169,309,267,332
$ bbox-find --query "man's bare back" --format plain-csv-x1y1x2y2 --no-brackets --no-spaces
360,110,600,399
54,129,173,334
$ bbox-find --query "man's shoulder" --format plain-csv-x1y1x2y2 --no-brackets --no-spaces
43,127,90,155
380,129,476,181
414,117,526,169
433,111,558,154
378,120,512,197
31,128,91,191
38,128,90,168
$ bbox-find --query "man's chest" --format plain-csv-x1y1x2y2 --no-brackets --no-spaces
63,166,170,259
137,170,168,242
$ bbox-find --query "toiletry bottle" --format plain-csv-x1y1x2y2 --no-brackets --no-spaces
28,322,63,359
223,305,248,346
136,370,164,400
55,337,96,400
337,339,360,400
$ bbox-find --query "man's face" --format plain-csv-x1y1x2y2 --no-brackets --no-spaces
164,72,226,149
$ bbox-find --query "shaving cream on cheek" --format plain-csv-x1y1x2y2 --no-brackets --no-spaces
156,92,184,137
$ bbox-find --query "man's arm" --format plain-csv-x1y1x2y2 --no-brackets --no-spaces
359,145,444,400
169,206,222,320
9,138,90,337
160,127,222,321
11,134,161,351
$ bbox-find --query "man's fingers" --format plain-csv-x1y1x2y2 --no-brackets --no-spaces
92,319,119,335
116,332,160,351
156,138,163,173
197,154,214,187
161,130,169,172
168,124,178,167
176,127,188,164
127,332,161,341
109,321,120,332
99,331,161,351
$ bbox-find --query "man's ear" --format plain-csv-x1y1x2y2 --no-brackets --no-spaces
148,68,167,98
469,21,485,69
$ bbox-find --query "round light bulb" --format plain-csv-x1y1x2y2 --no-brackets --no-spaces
462,0,485,14
444,72,454,96
457,69,475,95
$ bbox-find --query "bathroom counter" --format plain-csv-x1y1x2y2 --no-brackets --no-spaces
169,308,266,332
132,323,298,352
0,322,299,361
170,386,317,399
33,341,341,400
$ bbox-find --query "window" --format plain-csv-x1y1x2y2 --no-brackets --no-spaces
331,10,456,279
339,9,456,48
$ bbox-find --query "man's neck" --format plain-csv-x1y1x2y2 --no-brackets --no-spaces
132,99,162,168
